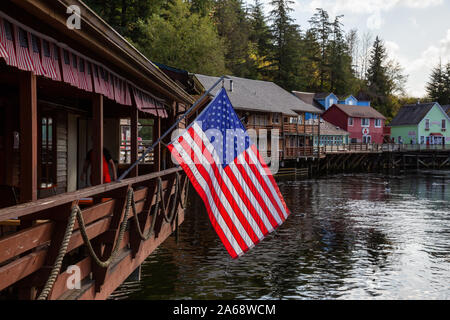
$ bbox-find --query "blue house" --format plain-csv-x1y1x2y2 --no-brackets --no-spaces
293,91,371,120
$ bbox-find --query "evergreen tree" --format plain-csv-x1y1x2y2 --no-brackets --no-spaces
308,8,332,91
268,0,302,90
214,0,253,77
366,36,390,113
425,61,449,104
134,0,227,75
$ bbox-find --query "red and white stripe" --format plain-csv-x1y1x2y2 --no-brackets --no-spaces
70,52,79,88
107,71,115,100
14,25,34,72
77,57,89,91
40,39,57,79
92,64,102,94
98,67,109,97
113,75,121,104
0,18,8,59
85,60,93,92
168,122,289,259
61,48,75,85
124,82,132,106
0,18,17,67
50,43,61,81
29,33,45,76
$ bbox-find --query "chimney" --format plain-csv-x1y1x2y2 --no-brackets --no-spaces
230,80,234,92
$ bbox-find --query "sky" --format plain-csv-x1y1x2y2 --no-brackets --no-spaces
255,0,450,98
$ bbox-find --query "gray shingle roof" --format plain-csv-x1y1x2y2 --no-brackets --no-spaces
332,104,386,120
320,120,349,136
195,74,323,116
389,103,437,126
292,91,325,110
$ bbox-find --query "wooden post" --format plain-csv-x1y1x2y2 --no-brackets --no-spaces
19,72,38,203
92,94,103,186
130,107,139,177
154,117,161,171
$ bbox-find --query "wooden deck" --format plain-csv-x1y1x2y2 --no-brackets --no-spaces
0,168,187,300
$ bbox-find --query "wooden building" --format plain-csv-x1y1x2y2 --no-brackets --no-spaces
322,104,386,144
0,0,193,300
194,74,323,160
314,119,349,146
389,102,450,145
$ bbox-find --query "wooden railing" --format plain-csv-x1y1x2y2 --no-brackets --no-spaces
284,146,317,158
319,143,449,154
0,167,187,300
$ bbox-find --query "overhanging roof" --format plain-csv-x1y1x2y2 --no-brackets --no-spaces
10,0,194,105
195,74,323,116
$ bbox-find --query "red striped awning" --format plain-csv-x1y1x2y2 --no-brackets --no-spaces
430,133,443,136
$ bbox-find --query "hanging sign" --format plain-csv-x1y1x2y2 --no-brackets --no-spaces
362,127,370,135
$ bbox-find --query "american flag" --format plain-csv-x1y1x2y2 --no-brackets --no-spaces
92,64,102,94
29,34,45,76
14,25,34,72
0,18,17,67
51,43,61,81
168,88,290,259
61,48,75,85
0,18,8,59
77,57,90,92
132,87,143,110
85,60,93,92
99,67,109,97
70,52,80,88
124,82,132,106
41,39,57,79
106,71,115,100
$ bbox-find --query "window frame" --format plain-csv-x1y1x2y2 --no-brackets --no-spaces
348,117,354,126
374,119,382,128
39,114,57,189
361,118,370,127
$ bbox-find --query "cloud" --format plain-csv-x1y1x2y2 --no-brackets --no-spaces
367,11,383,30
306,0,443,14
384,30,450,97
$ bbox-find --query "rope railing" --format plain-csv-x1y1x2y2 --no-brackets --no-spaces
37,172,186,300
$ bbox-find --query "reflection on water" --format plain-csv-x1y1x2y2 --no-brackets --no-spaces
111,170,450,300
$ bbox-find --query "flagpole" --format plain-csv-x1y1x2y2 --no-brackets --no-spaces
117,75,227,181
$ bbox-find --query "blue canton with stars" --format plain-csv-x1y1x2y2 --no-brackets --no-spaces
194,88,252,168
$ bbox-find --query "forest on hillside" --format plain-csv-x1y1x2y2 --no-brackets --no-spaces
84,0,414,121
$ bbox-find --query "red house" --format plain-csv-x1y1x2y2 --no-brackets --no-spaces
322,104,386,144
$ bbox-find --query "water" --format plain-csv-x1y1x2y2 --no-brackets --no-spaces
111,171,450,300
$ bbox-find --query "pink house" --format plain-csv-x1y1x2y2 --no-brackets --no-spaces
322,104,386,144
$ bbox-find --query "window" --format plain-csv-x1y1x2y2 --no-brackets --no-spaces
442,119,446,130
40,116,56,188
425,119,430,130
289,117,297,124
420,136,424,144
348,117,354,126
272,113,279,124
119,118,154,164
361,118,370,127
375,119,381,127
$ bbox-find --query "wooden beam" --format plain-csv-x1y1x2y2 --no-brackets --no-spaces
130,106,139,177
92,94,103,186
154,117,161,171
19,72,38,203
